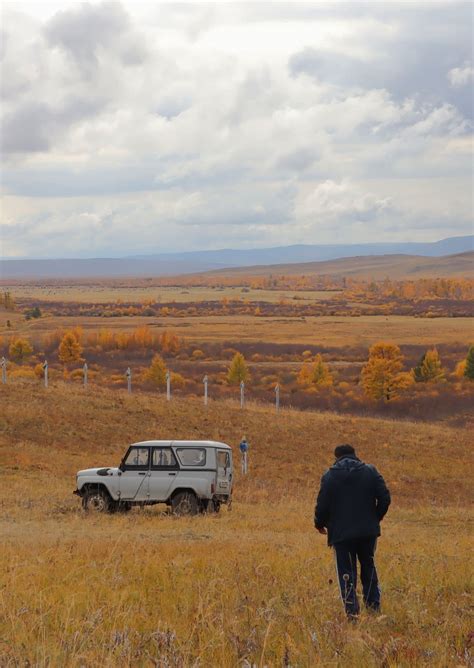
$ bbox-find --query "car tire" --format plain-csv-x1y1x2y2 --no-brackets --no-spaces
171,491,198,516
203,499,220,514
82,489,111,513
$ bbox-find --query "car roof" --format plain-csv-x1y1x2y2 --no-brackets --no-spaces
131,440,232,450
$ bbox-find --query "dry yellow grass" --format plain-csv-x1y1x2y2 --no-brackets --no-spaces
4,312,472,347
0,284,340,304
0,381,473,666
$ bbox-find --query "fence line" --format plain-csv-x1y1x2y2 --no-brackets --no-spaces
0,361,285,412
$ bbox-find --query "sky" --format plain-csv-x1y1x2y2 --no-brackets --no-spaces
1,1,473,258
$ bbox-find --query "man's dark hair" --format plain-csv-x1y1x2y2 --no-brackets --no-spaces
334,444,356,459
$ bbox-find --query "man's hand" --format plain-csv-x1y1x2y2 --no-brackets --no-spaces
316,526,327,535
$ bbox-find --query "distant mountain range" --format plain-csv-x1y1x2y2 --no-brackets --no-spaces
1,235,472,279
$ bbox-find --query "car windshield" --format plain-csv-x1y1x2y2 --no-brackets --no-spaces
176,448,206,466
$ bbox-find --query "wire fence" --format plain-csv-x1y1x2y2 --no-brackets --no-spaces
0,356,282,412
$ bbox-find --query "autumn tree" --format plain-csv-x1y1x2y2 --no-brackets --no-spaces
298,354,333,387
464,345,474,380
9,337,33,363
145,354,167,388
58,331,83,365
412,353,426,383
361,342,412,401
414,348,445,382
1,291,16,311
454,360,466,379
160,331,180,355
227,352,249,384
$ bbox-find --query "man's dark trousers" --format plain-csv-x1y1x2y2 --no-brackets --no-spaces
333,537,380,616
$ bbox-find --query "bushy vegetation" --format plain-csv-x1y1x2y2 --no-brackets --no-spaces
0,324,473,424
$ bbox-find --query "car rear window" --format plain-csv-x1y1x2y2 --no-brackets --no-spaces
176,448,206,467
217,451,230,469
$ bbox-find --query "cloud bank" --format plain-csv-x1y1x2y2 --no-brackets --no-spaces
1,1,472,257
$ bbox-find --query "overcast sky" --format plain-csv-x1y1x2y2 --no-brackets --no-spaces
1,1,473,258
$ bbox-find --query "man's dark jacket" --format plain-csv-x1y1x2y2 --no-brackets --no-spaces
314,455,391,546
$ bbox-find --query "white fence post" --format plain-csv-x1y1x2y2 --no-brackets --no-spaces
43,360,48,388
240,380,245,409
275,383,280,412
125,367,131,394
1,357,6,384
166,370,171,401
203,375,208,406
83,362,88,388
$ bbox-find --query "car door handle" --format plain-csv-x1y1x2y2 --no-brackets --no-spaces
138,472,146,476
168,472,177,476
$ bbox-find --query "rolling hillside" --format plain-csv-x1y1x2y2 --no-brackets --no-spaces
1,236,472,279
0,381,472,665
202,251,474,280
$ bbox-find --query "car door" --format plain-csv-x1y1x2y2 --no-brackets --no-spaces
119,446,150,500
147,447,180,501
216,449,232,495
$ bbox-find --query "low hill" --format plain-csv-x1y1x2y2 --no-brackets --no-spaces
0,381,472,664
1,235,472,279
202,251,474,280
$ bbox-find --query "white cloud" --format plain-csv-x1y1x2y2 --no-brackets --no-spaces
294,180,392,228
448,63,474,87
0,1,473,257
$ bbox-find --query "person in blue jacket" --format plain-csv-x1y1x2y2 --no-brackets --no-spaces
315,444,391,619
239,437,249,474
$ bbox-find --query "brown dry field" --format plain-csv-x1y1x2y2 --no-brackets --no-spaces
5,311,472,347
1,381,473,666
0,283,342,304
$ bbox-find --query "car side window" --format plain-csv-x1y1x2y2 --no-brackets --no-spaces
123,447,149,470
176,448,206,467
152,448,178,469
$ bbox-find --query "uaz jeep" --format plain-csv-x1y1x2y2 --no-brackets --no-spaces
74,440,233,515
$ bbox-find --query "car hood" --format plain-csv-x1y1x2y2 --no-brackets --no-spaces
77,467,120,477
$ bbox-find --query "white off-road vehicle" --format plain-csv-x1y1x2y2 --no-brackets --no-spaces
74,440,233,515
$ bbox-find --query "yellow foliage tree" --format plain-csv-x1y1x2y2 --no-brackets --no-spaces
310,354,333,387
298,354,333,387
145,354,167,388
361,342,409,401
417,348,445,382
58,331,83,365
454,359,467,379
9,337,33,363
227,352,249,385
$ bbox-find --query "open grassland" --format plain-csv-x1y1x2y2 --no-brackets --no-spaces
5,312,472,348
0,382,473,667
0,283,342,304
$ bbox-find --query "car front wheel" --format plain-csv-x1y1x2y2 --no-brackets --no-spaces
171,491,198,516
82,489,111,513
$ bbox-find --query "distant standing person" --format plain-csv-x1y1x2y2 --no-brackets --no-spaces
239,437,249,474
314,444,391,619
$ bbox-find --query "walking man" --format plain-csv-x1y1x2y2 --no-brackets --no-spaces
239,437,249,475
314,444,391,619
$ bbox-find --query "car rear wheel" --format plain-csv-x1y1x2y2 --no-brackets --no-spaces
202,499,220,514
171,491,198,516
82,489,111,513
